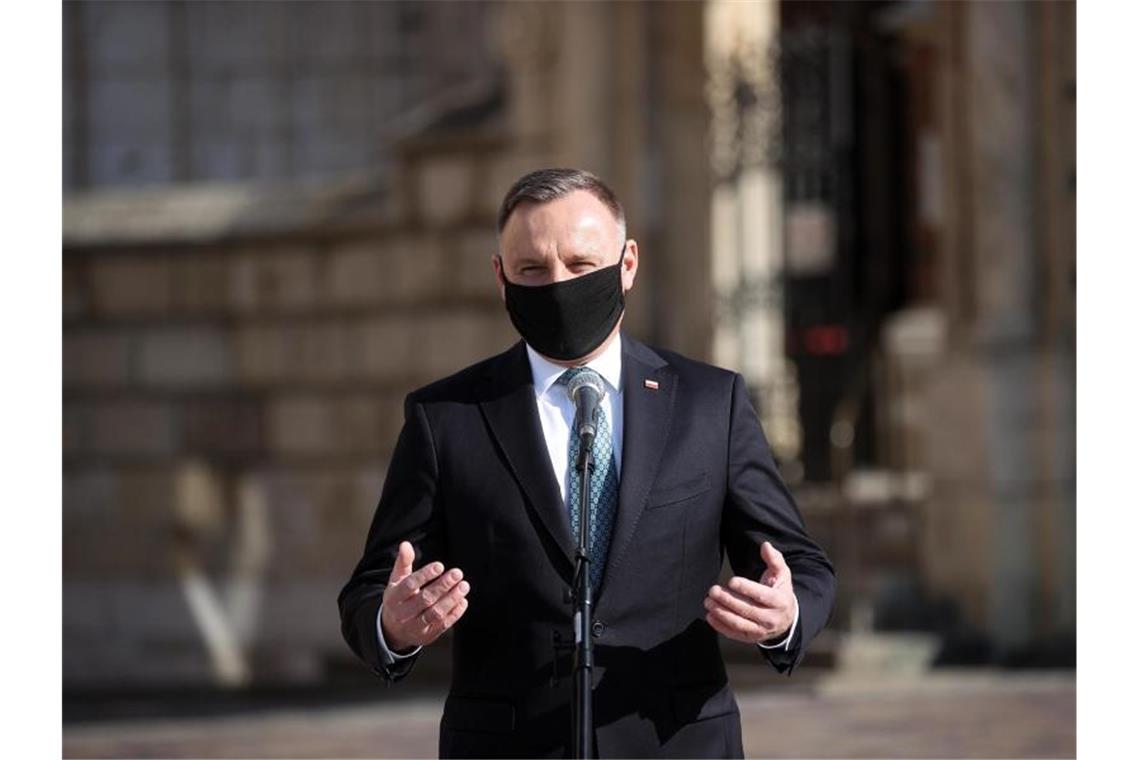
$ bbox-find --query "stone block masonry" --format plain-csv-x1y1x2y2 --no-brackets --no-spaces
64,183,531,686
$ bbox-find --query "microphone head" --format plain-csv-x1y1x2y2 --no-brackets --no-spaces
566,369,605,404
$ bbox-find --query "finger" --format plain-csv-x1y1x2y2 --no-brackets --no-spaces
704,604,767,642
760,565,790,589
707,599,784,642
389,560,445,603
707,584,766,623
433,597,469,638
761,541,789,577
724,575,782,607
397,569,464,622
444,596,469,628
388,541,416,585
706,595,785,635
705,606,750,641
415,580,470,629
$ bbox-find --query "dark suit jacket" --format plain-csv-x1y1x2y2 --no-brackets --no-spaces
338,335,836,758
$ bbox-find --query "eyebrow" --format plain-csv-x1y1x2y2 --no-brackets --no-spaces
510,244,617,269
564,253,601,263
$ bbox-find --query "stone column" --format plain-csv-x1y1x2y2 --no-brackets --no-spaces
493,1,712,359
920,0,1075,655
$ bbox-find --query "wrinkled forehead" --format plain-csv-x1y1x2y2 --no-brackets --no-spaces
499,191,624,260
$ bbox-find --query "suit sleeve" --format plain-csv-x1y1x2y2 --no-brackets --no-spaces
337,395,445,684
721,372,837,675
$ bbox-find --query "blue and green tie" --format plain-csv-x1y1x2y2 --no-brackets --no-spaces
557,367,619,591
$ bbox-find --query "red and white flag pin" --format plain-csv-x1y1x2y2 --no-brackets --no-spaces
644,379,659,390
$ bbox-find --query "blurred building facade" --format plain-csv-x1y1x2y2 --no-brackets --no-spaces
63,0,1074,689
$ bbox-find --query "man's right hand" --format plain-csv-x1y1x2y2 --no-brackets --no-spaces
380,541,470,653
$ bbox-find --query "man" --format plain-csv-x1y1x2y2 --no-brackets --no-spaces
338,168,836,758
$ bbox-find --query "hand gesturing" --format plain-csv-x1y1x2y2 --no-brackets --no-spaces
704,541,797,645
380,541,470,652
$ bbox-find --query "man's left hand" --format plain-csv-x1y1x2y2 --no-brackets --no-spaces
704,541,797,644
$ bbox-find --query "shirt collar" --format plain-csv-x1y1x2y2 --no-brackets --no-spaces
525,333,623,401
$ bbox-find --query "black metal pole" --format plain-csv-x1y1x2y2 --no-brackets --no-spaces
571,431,594,759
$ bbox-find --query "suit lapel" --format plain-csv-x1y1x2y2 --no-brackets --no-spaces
478,342,576,571
598,337,676,608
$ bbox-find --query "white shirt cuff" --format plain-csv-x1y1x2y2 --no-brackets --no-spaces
757,593,799,651
377,603,422,660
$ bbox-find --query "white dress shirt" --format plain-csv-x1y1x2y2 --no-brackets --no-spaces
376,335,797,661
526,335,624,503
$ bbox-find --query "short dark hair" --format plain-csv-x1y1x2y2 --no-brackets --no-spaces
497,168,626,235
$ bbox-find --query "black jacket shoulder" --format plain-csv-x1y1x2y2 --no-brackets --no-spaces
404,336,742,409
405,341,527,407
650,344,737,384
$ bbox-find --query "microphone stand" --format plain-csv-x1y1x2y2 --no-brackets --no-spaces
570,418,595,759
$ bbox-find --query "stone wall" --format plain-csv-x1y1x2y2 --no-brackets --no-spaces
63,143,539,686
62,0,714,688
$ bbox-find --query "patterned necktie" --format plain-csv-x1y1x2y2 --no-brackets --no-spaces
557,367,619,591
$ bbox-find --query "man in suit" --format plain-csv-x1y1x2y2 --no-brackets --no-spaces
338,168,836,758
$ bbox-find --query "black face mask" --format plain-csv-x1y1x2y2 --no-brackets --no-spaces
500,255,626,362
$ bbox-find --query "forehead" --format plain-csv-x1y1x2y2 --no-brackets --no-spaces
500,190,620,256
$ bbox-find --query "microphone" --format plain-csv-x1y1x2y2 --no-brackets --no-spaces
566,370,605,444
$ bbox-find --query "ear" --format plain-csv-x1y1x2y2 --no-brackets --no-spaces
491,253,506,302
620,239,639,293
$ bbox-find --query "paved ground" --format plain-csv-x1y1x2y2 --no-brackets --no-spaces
64,669,1074,759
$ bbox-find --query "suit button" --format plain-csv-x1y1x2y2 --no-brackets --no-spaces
591,620,605,638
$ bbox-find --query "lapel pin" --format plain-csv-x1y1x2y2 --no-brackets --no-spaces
644,379,659,390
